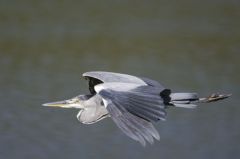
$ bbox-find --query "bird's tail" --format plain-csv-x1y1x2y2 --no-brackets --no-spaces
169,92,231,108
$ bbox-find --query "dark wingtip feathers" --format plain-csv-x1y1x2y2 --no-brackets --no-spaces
160,89,171,105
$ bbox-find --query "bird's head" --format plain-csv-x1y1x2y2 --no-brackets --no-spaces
42,95,90,109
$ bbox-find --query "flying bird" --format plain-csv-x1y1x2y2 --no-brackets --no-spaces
43,71,231,146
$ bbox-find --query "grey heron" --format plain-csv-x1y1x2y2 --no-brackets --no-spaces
43,71,231,146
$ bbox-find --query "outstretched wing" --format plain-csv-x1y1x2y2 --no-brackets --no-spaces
83,71,165,94
95,82,166,146
83,71,147,85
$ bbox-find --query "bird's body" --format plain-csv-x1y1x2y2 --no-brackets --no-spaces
76,94,109,124
43,71,231,146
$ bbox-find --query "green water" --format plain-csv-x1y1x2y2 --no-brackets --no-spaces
0,0,239,159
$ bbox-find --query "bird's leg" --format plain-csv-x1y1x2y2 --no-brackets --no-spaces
198,93,232,103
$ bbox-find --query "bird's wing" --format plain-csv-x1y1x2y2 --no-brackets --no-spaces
138,77,164,88
83,71,165,94
83,71,147,85
95,82,166,146
83,71,164,87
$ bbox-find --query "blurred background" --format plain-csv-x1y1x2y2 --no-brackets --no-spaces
0,0,239,159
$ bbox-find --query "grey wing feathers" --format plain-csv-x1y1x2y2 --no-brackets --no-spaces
105,99,160,146
139,77,165,88
98,85,166,145
83,71,164,87
99,86,167,122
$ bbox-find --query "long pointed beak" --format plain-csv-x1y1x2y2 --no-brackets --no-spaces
42,100,70,108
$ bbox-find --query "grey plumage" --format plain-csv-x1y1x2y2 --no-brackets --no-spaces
43,71,231,146
98,86,166,121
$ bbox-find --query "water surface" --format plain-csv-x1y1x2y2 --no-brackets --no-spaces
0,0,239,159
